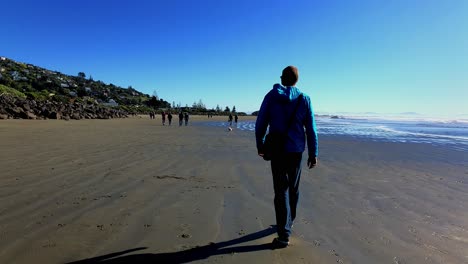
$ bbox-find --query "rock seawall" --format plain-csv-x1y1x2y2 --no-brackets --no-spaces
0,95,130,120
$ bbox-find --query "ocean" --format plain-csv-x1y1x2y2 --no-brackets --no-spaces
199,115,468,152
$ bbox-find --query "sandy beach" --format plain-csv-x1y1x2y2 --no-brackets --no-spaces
0,116,467,264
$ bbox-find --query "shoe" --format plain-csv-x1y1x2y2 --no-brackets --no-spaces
271,237,289,249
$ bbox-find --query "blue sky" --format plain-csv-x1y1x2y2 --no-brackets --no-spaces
2,0,467,116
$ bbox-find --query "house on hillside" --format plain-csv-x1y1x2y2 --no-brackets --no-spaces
0,57,6,61
103,99,118,107
11,71,27,81
61,83,69,88
85,87,92,93
11,71,19,79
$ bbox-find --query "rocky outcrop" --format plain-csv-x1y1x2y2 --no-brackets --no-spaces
0,95,131,120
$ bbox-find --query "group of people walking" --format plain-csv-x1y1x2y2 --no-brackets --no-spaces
150,111,189,126
228,113,238,126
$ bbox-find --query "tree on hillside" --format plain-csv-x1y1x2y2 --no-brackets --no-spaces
224,106,230,112
147,96,158,108
232,105,236,113
78,72,86,79
216,104,221,112
77,87,88,97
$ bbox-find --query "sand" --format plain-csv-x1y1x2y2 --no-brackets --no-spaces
0,116,467,264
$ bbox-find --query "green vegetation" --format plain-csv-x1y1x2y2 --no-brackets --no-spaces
24,90,54,101
0,84,26,98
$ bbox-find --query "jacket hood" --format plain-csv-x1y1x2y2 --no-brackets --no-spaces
271,83,301,103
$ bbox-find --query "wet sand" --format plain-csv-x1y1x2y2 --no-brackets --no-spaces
0,116,467,263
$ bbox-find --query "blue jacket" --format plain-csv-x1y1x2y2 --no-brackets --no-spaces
255,84,318,157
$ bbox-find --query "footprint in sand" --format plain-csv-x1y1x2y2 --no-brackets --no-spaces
380,236,391,245
42,241,57,248
393,256,406,264
180,233,191,238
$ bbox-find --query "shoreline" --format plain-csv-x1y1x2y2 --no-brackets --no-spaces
0,118,467,263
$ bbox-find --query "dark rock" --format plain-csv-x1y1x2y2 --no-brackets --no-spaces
26,111,36,119
22,103,31,111
49,111,61,119
71,113,81,120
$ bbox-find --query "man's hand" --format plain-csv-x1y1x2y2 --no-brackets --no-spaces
307,157,317,169
257,146,265,158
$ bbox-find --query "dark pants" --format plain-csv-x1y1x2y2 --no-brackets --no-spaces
271,152,302,241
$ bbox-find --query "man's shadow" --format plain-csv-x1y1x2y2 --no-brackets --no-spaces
67,226,277,264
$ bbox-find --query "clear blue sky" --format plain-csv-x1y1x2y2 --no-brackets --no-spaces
2,0,467,116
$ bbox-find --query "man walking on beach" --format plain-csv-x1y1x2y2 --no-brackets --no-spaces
179,112,184,126
161,111,166,126
255,66,318,248
184,112,189,126
228,113,233,126
167,112,173,125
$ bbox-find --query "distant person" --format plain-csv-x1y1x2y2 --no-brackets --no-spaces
149,112,153,119
234,114,238,126
184,112,189,126
179,112,184,126
228,113,233,126
255,66,318,249
161,111,166,125
167,112,173,125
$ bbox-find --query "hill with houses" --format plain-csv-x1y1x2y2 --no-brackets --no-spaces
0,56,171,119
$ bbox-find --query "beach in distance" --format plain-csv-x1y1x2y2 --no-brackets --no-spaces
0,115,467,264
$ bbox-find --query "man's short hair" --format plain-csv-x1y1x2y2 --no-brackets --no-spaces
281,66,299,86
